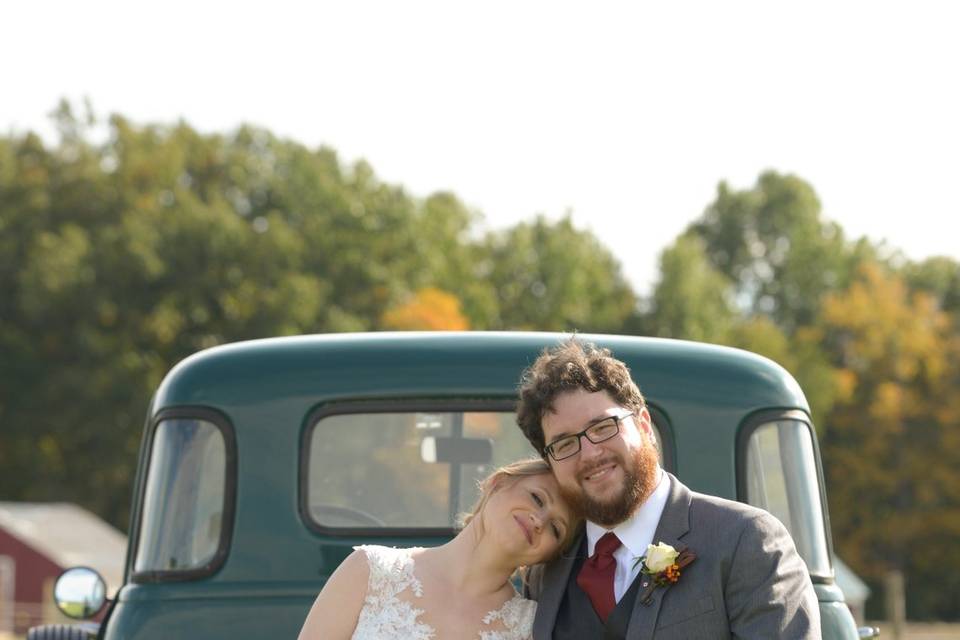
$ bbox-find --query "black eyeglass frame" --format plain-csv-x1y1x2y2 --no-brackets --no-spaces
542,411,636,461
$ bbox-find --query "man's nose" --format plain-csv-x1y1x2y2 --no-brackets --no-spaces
579,435,604,459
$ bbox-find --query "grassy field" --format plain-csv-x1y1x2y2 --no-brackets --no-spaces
868,622,960,639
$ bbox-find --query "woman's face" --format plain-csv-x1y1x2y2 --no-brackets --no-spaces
482,473,576,565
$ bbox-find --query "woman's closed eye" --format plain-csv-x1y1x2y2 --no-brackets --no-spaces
550,521,562,539
531,491,563,539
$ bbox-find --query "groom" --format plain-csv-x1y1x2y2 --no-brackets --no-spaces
516,339,820,639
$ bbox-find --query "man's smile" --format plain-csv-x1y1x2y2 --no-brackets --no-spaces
580,460,619,484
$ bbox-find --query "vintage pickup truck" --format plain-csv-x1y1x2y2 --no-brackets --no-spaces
30,332,872,638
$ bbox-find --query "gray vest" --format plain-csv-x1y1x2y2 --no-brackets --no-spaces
551,539,645,640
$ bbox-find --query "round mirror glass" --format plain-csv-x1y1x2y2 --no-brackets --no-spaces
53,567,107,619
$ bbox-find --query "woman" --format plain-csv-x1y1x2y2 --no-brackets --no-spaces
298,458,579,639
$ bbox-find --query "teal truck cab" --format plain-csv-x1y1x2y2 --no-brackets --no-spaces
31,332,870,639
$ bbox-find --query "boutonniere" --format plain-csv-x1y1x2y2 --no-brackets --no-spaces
632,542,697,604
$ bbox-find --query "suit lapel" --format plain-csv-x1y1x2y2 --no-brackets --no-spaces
626,473,692,639
533,531,584,640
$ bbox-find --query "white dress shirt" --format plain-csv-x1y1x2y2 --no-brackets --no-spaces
584,468,671,602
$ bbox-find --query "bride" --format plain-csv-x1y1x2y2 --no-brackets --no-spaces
298,458,579,639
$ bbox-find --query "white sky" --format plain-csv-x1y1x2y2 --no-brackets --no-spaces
4,1,959,295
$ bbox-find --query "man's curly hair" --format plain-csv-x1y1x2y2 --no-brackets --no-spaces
517,338,646,455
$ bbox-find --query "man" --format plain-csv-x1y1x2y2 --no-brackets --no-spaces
517,339,820,639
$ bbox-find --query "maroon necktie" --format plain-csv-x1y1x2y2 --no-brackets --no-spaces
576,532,622,622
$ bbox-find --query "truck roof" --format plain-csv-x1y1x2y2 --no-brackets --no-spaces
153,332,808,416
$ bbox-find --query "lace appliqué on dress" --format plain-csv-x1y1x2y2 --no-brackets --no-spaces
481,592,537,640
352,545,434,640
351,545,536,640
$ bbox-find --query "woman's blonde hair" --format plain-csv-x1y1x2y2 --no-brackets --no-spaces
459,458,581,556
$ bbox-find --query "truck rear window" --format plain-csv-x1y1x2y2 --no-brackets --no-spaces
305,408,531,530
304,404,668,532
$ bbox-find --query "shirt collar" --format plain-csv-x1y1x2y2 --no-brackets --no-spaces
585,467,670,558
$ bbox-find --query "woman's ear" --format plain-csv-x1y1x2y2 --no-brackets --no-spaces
486,472,524,500
485,472,507,495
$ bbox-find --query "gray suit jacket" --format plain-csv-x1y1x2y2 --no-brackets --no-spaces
526,474,821,639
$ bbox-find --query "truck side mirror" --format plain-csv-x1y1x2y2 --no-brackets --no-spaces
54,567,107,619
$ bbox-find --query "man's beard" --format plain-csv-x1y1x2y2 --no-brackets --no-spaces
560,438,659,527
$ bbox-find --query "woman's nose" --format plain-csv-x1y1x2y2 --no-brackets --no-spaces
528,512,543,531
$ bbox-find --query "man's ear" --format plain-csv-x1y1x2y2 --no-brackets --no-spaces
636,406,654,437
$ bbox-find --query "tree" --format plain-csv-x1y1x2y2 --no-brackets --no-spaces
481,214,637,332
645,233,737,343
688,171,860,330
0,105,644,528
1,112,334,526
380,287,470,331
0,106,490,526
903,256,960,317
410,192,500,329
819,263,960,619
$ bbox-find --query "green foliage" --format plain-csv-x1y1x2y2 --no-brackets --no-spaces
903,256,960,316
0,105,637,529
819,263,960,620
688,171,859,329
647,233,736,343
481,214,637,332
641,172,960,620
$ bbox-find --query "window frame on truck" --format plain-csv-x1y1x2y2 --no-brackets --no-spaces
736,408,835,583
130,406,238,584
299,398,675,537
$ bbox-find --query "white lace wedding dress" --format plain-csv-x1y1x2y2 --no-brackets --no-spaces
351,545,536,640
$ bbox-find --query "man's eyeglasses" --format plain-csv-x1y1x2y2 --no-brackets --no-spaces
543,412,635,461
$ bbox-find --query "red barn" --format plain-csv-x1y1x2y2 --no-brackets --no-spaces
0,502,126,635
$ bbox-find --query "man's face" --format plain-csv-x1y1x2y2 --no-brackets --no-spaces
541,388,659,527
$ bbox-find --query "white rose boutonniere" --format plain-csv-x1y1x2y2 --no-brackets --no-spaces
632,541,697,604
643,542,680,573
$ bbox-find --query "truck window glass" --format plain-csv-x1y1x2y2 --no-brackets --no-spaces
306,409,665,530
134,418,226,573
743,419,831,577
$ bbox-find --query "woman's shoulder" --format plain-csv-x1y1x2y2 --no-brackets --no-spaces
298,548,372,639
322,547,372,591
